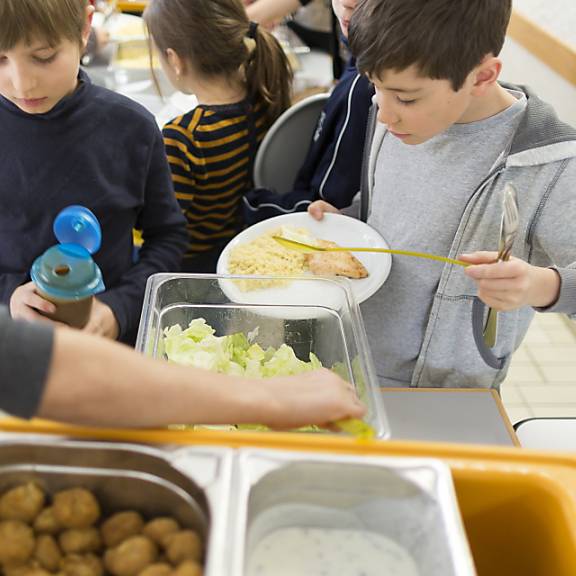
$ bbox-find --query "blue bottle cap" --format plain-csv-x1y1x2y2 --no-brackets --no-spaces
31,245,105,300
53,205,102,254
30,206,105,301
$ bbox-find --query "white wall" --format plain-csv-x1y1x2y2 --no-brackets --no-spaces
513,0,576,51
500,36,576,127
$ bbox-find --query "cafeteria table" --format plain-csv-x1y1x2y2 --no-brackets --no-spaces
515,417,576,451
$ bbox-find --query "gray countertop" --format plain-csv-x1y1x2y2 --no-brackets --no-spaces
381,388,518,447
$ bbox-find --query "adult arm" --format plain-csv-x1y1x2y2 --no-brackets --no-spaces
37,326,365,429
0,307,53,418
246,0,308,26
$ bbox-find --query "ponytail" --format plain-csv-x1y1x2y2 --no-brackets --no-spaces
145,0,293,127
244,24,293,128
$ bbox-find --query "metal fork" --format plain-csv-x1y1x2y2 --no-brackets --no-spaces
483,183,520,348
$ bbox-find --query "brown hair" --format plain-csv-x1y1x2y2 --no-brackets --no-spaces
144,0,293,127
0,0,88,51
349,0,512,90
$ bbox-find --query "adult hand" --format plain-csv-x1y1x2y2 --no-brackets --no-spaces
307,200,341,221
83,299,119,339
10,282,58,323
256,368,366,429
461,251,561,310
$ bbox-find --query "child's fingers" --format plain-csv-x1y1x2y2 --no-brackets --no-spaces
459,251,499,264
307,202,327,221
465,259,524,280
307,200,339,221
24,293,57,315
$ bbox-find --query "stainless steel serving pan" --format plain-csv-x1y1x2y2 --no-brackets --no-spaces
228,449,476,576
0,438,233,576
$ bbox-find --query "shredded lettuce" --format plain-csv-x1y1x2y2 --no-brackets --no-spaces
162,319,325,431
163,319,322,379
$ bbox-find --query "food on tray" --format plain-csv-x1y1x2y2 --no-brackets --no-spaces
33,508,59,535
104,535,158,576
101,512,144,549
0,483,45,524
34,534,61,571
306,239,368,279
0,520,35,567
227,225,368,290
246,527,420,576
228,226,310,291
163,318,321,378
0,484,203,576
53,488,101,530
142,518,180,546
162,531,202,565
59,527,101,554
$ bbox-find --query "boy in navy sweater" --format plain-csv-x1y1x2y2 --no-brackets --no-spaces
243,0,373,222
0,0,187,345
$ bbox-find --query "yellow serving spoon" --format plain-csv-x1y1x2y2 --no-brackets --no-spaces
272,236,469,267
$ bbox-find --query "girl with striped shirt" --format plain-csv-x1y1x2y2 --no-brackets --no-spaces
144,0,293,271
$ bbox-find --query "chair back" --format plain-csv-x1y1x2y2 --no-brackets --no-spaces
253,92,330,194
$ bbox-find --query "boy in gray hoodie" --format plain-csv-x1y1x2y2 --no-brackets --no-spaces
310,0,576,389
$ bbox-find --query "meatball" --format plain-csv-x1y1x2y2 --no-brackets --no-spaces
142,518,180,546
4,565,53,576
138,563,172,576
0,520,35,567
35,534,62,571
101,511,144,548
33,507,60,534
162,531,202,565
59,528,101,554
60,553,103,576
53,489,100,529
173,560,203,576
0,483,45,523
104,535,158,576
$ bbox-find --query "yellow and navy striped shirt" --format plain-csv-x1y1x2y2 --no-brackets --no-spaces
162,100,268,262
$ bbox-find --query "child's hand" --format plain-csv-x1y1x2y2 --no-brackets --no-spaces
461,251,561,310
83,299,119,340
308,200,340,221
255,368,366,430
10,282,58,323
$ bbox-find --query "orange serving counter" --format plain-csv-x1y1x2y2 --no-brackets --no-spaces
0,416,574,576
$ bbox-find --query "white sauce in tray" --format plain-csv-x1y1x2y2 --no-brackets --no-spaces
246,527,420,576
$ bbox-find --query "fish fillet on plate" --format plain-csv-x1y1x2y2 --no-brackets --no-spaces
305,239,369,279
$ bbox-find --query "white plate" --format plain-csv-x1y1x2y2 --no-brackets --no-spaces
216,213,391,307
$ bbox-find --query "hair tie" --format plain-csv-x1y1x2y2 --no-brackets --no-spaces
247,21,259,39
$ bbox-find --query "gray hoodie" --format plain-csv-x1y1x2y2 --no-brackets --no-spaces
358,83,576,388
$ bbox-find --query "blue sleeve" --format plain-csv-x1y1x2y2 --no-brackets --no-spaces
243,71,373,225
0,306,53,418
97,129,188,343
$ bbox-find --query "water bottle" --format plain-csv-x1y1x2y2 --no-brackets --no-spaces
31,206,105,328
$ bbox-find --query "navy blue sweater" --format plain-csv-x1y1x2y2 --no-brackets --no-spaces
0,70,187,344
243,61,374,223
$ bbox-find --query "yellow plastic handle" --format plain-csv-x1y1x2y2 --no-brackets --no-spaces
272,236,468,267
